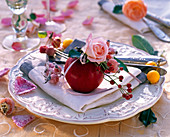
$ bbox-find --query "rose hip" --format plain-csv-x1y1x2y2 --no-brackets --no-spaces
0,97,15,115
39,45,47,53
46,47,55,56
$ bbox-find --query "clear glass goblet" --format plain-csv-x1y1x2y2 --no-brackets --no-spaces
40,0,66,34
2,0,40,52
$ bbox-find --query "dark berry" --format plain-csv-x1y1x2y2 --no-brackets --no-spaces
39,46,47,53
118,84,122,88
122,93,127,98
106,54,112,60
104,69,110,73
110,80,115,85
127,83,132,88
125,95,131,100
119,75,124,82
120,67,123,71
129,94,133,98
127,88,132,93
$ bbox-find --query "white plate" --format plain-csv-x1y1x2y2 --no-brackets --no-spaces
8,42,165,125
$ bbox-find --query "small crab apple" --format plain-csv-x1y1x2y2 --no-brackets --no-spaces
46,47,55,56
39,45,47,53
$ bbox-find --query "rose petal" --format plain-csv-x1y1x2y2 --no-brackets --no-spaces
41,0,57,11
67,0,79,8
35,13,45,18
1,18,12,26
82,16,94,25
52,15,65,22
11,42,24,51
12,115,35,128
14,76,37,95
35,17,47,25
0,68,10,78
61,9,74,17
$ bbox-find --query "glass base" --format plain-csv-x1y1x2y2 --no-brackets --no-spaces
2,34,40,52
40,21,66,34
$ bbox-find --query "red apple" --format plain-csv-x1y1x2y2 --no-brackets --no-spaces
64,57,104,93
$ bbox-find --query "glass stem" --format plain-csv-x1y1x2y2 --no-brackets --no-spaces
12,12,27,39
46,0,51,21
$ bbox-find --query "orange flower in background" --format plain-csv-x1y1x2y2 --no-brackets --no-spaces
122,0,147,21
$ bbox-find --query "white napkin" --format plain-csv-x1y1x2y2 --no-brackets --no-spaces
101,0,170,33
28,66,141,112
101,1,149,33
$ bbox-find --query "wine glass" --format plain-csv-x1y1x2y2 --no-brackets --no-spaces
2,0,40,52
40,0,66,34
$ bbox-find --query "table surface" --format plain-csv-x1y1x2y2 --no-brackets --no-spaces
0,0,170,137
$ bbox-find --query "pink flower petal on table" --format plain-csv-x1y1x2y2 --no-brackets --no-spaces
35,13,45,18
82,16,94,25
35,17,47,25
67,0,79,8
14,76,37,95
41,0,57,11
1,17,12,26
47,31,62,38
52,15,65,22
12,115,35,128
0,68,10,78
61,9,74,17
11,42,24,51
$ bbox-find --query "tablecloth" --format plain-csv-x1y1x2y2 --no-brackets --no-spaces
0,0,170,136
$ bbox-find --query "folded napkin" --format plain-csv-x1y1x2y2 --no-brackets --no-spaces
99,1,150,34
23,62,141,112
99,0,170,33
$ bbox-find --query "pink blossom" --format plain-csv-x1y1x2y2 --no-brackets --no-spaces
41,0,57,11
82,16,94,25
67,0,79,8
83,33,108,64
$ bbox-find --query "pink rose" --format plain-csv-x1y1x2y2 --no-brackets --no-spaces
83,34,108,64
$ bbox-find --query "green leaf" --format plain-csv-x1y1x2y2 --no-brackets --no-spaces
114,57,129,72
68,49,82,58
139,108,157,127
112,5,123,14
30,13,36,20
132,35,155,55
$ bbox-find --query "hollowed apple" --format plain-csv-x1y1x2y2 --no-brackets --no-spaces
64,57,104,93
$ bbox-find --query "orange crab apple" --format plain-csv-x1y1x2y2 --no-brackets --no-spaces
64,57,104,93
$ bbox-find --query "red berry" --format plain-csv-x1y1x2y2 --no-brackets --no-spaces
127,83,132,88
53,65,62,74
49,74,59,84
109,66,114,71
110,80,115,85
107,62,112,67
104,69,110,73
120,67,123,71
122,93,127,98
127,88,132,93
125,95,131,100
129,94,133,98
39,46,47,53
108,47,115,54
119,75,124,81
106,54,112,60
46,47,55,56
118,84,122,88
